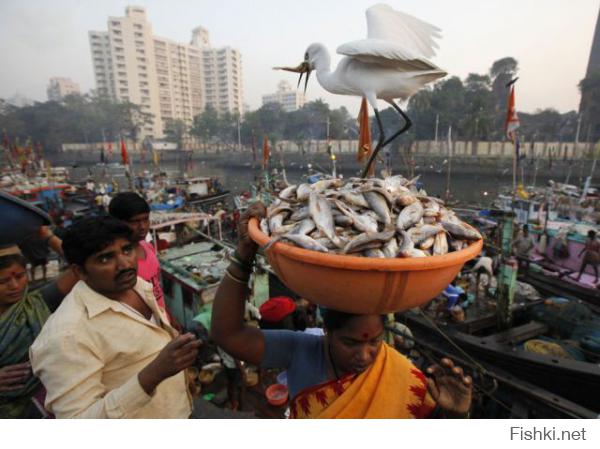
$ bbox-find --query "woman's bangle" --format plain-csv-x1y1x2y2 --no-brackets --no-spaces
224,268,249,286
230,251,254,273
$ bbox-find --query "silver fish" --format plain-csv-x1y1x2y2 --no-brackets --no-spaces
341,192,369,209
281,233,329,253
423,201,440,217
272,223,297,236
312,179,343,193
314,237,339,250
296,183,312,201
333,199,378,234
292,218,316,236
419,236,436,250
364,249,385,258
408,224,444,245
396,191,418,207
290,206,310,221
268,213,286,235
259,218,270,235
309,192,341,247
433,232,449,256
334,214,354,227
397,231,427,258
362,191,392,226
268,203,292,218
396,201,424,231
449,238,467,252
382,237,399,258
279,184,297,201
441,220,482,241
343,230,395,254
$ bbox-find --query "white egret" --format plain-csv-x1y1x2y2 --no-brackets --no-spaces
275,3,446,177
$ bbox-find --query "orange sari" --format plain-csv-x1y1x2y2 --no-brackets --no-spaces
290,343,435,419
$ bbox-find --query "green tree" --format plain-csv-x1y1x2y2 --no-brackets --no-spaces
164,118,188,149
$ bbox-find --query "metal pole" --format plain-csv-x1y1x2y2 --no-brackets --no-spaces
434,114,439,142
445,126,452,201
237,119,241,152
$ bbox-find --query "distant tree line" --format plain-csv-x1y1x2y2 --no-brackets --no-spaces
1,55,596,153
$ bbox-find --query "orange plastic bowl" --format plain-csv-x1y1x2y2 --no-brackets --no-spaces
249,218,483,314
265,383,289,406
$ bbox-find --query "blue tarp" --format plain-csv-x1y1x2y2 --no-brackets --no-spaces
150,196,185,211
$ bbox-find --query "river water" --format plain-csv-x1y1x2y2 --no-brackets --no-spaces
67,153,566,207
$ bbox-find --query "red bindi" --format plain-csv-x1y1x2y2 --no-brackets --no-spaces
362,333,369,340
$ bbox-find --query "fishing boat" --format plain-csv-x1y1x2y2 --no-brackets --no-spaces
396,262,600,416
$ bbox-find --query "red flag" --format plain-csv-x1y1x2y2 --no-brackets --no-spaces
357,98,374,176
504,86,520,141
120,137,128,165
262,136,270,169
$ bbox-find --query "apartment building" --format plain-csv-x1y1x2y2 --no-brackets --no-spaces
89,6,244,139
262,80,305,112
47,77,81,102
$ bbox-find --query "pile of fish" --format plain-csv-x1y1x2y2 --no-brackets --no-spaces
260,176,482,258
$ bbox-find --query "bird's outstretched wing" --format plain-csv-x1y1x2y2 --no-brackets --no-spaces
337,4,442,70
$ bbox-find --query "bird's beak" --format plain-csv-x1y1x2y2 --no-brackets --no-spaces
274,61,311,93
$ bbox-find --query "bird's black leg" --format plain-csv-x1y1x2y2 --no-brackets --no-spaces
382,100,412,147
361,108,386,178
361,102,412,178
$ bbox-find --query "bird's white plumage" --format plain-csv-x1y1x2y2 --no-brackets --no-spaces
337,4,442,69
279,3,446,109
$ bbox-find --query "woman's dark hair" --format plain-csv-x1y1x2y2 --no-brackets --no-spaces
0,252,27,271
322,309,385,331
62,216,133,266
108,192,150,221
588,230,596,239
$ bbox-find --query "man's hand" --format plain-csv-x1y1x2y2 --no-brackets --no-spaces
426,358,472,417
236,202,266,262
138,333,202,394
0,362,31,393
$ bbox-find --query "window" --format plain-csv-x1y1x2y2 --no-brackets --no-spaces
111,21,121,27
134,32,143,38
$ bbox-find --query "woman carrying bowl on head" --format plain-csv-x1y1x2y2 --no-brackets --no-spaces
211,203,472,419
0,242,78,418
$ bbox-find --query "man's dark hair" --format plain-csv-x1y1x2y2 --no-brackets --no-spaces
62,216,133,266
322,309,385,331
588,230,597,239
108,192,150,221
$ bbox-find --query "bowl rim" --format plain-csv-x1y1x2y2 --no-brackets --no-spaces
249,218,483,271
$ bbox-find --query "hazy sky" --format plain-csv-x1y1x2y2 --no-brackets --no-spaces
1,0,598,115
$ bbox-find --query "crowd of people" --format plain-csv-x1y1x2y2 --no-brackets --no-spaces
1,193,475,419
